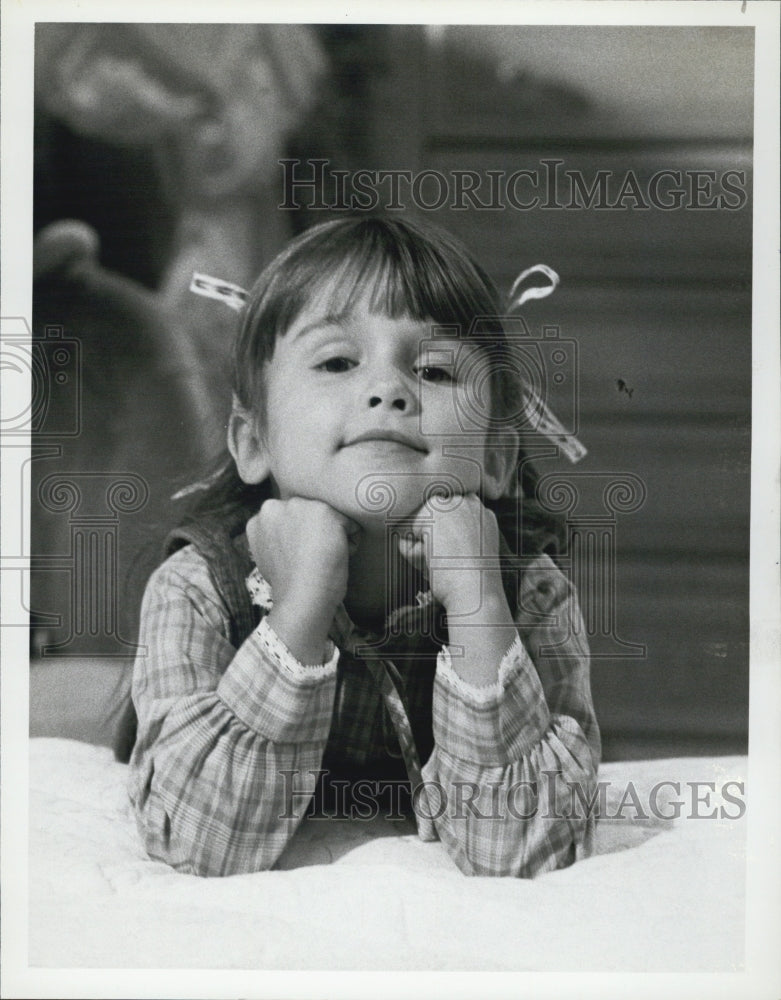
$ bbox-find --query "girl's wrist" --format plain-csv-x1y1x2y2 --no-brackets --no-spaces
440,572,508,621
266,588,341,666
265,605,333,667
274,575,344,616
443,585,518,688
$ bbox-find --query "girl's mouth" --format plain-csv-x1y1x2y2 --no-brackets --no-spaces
343,429,428,454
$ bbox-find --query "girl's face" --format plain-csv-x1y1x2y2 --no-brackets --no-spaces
240,283,516,530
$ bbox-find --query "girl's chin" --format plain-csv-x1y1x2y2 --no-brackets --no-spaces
281,484,482,533
310,474,478,529
338,489,426,530
334,502,421,535
345,474,464,525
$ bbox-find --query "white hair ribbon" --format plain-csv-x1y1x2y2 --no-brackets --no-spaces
170,460,232,501
520,391,587,464
171,274,249,499
508,264,560,310
190,272,248,312
507,264,586,464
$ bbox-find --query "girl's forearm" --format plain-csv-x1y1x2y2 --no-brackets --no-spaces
265,589,339,667
443,580,519,686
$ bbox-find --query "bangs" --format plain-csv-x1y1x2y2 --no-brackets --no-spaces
244,216,501,333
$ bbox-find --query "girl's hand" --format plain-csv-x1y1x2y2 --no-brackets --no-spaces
397,493,505,615
246,498,361,664
398,493,519,687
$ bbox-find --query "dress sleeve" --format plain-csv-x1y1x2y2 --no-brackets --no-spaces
128,546,337,877
418,554,601,877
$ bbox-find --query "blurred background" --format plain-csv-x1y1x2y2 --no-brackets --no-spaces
30,24,752,761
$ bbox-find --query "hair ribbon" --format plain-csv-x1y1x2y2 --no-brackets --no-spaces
190,272,248,312
508,264,560,309
507,264,586,464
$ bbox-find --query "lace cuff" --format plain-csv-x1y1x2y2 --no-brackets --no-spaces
253,616,338,682
436,633,526,705
246,566,274,610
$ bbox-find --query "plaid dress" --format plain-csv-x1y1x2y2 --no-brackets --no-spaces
128,519,600,877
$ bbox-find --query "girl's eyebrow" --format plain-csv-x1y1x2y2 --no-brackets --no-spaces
291,312,349,342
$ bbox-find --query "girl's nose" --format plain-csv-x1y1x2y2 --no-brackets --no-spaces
369,392,407,411
366,373,417,413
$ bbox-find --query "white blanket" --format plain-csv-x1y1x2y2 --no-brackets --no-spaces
29,738,746,971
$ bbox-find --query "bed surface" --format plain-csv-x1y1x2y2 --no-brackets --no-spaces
29,738,746,971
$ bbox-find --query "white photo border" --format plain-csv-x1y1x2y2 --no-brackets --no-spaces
2,2,779,998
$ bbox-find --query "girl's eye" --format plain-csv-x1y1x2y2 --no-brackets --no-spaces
417,366,455,384
317,357,356,373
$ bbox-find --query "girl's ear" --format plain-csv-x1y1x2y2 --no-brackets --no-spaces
227,398,270,485
482,430,520,500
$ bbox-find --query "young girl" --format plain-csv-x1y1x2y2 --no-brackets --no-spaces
128,216,600,878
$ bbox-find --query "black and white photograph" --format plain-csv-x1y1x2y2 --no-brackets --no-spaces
2,1,779,997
